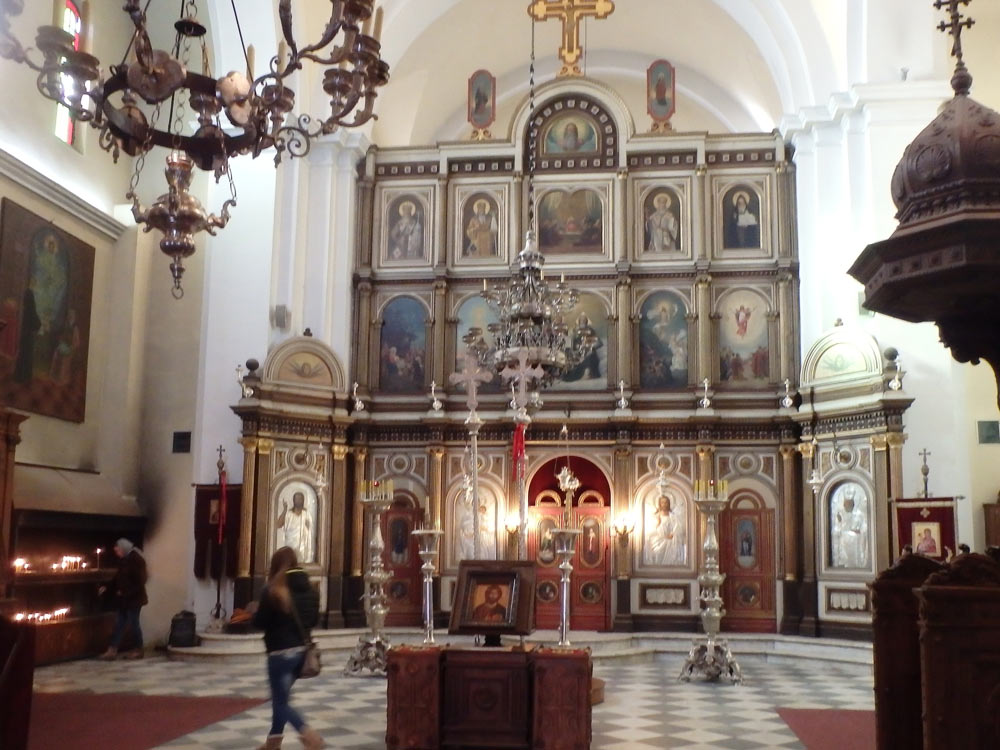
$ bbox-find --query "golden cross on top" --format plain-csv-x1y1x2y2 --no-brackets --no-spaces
528,0,615,77
934,0,974,62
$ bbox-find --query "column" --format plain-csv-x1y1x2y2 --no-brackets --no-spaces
428,446,445,530
350,447,368,576
886,432,906,503
616,273,632,387
432,280,448,388
778,444,801,634
252,438,275,592
777,272,795,383
234,436,258,607
354,279,373,388
612,444,634,630
796,439,819,636
326,442,349,625
614,169,627,263
695,274,713,384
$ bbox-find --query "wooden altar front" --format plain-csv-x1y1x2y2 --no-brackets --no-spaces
386,645,592,750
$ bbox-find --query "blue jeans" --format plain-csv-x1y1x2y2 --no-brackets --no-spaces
267,649,306,735
110,607,143,649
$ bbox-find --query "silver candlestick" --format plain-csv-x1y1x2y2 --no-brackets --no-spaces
345,480,394,676
679,481,742,684
552,528,582,647
411,528,443,645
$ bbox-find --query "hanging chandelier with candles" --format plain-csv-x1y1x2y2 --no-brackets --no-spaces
0,0,389,297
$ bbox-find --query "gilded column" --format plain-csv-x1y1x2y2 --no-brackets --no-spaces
612,444,633,578
696,274,713,384
778,444,799,580
429,446,445,530
886,432,906,503
777,272,794,382
694,164,709,262
797,440,817,580
350,447,368,576
252,439,275,584
326,442,350,625
616,273,632,387
237,436,259,579
614,168,628,263
432,279,448,388
354,279,373,388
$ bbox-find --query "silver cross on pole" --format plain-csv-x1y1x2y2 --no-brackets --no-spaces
500,349,546,559
450,346,495,559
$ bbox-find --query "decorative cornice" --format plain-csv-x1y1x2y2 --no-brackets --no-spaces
0,148,127,240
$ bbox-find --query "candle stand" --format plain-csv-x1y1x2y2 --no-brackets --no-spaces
551,528,582,647
345,480,394,676
411,528,443,644
679,484,743,684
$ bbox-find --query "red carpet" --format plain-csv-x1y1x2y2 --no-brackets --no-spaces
29,691,264,750
777,708,875,750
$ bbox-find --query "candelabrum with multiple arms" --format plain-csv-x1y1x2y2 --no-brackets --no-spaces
679,480,743,684
345,480,394,676
411,527,443,645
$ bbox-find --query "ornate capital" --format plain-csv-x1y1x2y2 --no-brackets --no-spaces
886,432,906,448
429,446,445,460
779,444,798,460
331,443,349,461
695,444,716,458
870,434,888,451
798,442,815,460
352,446,368,462
257,438,275,455
238,436,259,452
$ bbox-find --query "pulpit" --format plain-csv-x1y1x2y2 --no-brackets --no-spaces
386,645,592,750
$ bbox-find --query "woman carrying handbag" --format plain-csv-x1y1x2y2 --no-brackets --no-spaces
251,546,323,750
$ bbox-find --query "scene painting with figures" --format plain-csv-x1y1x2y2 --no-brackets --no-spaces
718,289,769,384
380,296,427,392
537,187,604,256
638,290,689,388
551,292,608,391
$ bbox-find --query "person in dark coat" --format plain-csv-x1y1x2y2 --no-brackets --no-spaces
98,537,148,660
251,546,322,750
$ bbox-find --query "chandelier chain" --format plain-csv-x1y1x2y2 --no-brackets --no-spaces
527,18,537,232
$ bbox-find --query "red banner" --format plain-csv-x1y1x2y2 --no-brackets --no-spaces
512,423,527,480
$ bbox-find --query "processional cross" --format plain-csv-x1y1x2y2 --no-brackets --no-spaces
528,0,615,76
500,350,546,419
449,348,494,416
935,0,973,61
451,347,494,558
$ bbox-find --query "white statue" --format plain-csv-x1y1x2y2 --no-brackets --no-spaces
830,483,869,568
644,492,686,566
276,487,316,563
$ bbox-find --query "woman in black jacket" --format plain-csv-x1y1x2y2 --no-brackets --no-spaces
252,546,322,750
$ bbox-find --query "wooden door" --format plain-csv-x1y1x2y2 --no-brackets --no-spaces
529,496,562,630
571,496,610,631
719,492,776,632
382,501,423,626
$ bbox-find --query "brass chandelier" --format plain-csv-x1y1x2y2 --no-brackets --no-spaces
0,0,389,297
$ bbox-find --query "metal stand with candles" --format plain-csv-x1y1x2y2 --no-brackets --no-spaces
411,528,443,644
345,480,394,676
679,480,743,684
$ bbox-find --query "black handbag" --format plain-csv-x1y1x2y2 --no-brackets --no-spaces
289,601,321,678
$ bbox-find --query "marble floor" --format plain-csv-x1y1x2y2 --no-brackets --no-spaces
33,649,874,749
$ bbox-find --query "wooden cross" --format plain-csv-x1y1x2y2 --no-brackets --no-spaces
500,349,545,415
934,0,974,61
528,0,615,75
450,348,494,413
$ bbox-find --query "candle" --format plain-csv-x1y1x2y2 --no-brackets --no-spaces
13,558,25,573
373,6,384,42
362,10,373,36
277,40,288,75
560,273,565,283
246,44,255,79
483,278,487,291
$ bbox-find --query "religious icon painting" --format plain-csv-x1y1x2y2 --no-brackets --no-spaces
541,111,601,156
467,69,496,132
579,580,603,604
537,580,558,603
453,183,508,266
550,292,609,391
826,481,872,571
638,289,690,389
714,177,769,257
646,59,676,124
634,179,690,261
641,485,688,569
534,181,610,259
717,288,771,385
378,295,428,393
0,198,95,423
536,516,558,567
736,517,757,569
579,517,603,568
273,480,320,565
891,498,958,563
376,185,434,268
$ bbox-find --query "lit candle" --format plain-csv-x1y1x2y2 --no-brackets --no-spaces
560,273,565,283
13,558,25,574
373,6,384,42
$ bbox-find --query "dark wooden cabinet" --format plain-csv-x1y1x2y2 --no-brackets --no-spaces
984,504,1000,548
387,645,592,750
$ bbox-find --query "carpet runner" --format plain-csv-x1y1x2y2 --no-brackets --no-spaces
777,708,875,750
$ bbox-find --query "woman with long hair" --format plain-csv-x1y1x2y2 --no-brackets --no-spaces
251,546,322,749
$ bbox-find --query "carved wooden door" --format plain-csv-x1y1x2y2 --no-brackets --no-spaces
529,497,563,630
571,495,610,631
719,493,776,632
382,501,423,626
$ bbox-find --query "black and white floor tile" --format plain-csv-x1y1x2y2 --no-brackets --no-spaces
33,654,873,749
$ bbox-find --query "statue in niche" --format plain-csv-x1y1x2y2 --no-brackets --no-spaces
829,482,870,569
643,492,686,566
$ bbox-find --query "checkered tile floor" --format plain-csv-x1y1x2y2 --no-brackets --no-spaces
33,654,873,749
